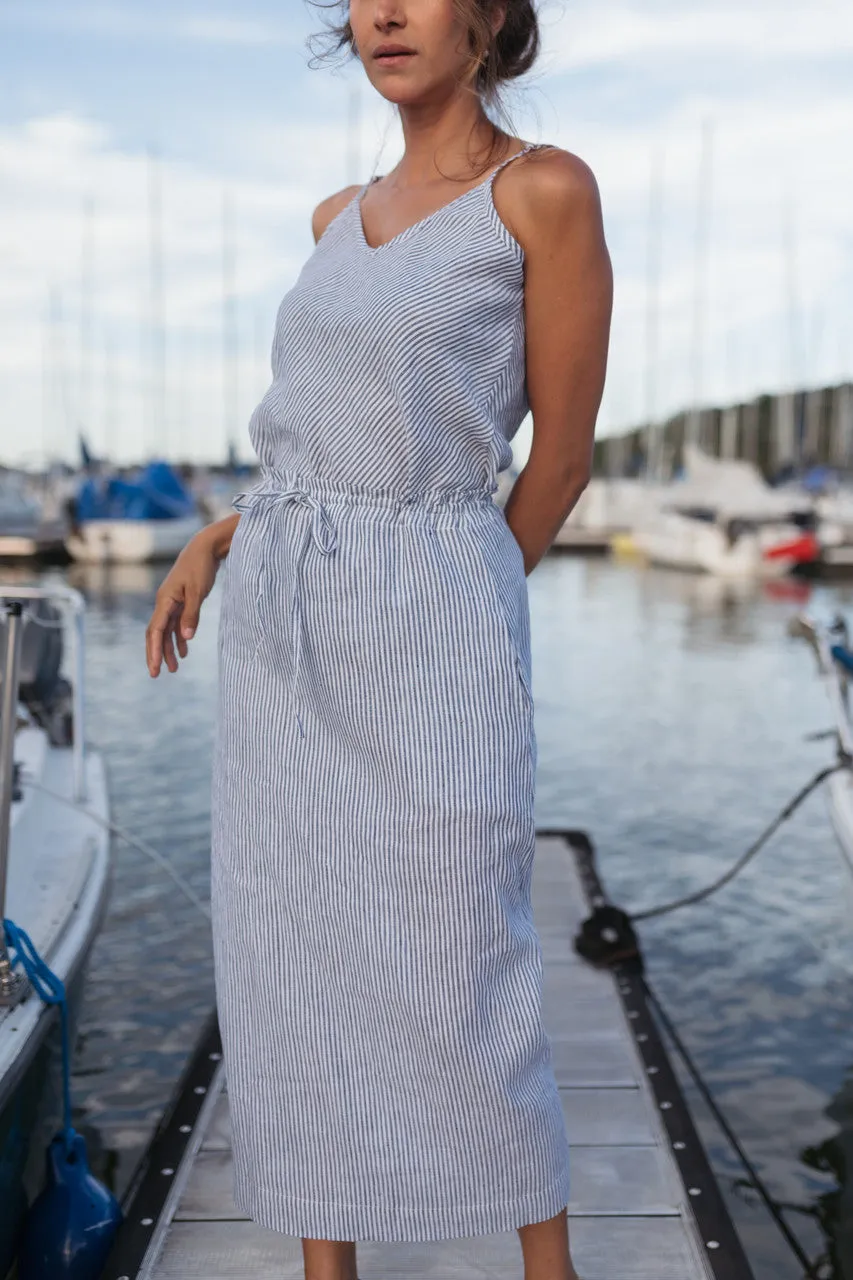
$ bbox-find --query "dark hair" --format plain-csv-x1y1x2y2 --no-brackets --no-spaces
305,2,541,173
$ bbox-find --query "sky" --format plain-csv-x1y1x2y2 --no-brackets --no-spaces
1,0,851,468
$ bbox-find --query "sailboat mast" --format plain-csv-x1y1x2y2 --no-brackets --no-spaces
222,187,238,466
79,195,95,457
686,119,713,451
644,147,664,481
51,285,75,461
147,147,166,463
103,327,116,464
41,290,51,472
782,188,802,469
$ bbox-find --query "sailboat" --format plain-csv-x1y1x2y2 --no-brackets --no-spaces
632,445,820,577
64,445,204,564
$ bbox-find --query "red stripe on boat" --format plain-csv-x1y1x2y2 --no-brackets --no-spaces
762,534,820,563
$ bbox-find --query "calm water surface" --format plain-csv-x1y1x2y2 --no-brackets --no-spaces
7,552,853,1280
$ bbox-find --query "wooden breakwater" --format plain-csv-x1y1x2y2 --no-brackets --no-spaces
596,381,853,481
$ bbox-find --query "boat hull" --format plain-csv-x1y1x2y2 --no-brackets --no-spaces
0,952,92,1278
827,768,853,878
65,515,203,563
0,750,110,1279
634,514,816,578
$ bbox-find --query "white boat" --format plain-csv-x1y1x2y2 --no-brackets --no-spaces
0,472,68,563
553,478,668,553
632,446,819,577
789,614,853,877
64,459,205,564
807,488,853,575
0,474,42,560
65,514,203,564
0,584,111,1275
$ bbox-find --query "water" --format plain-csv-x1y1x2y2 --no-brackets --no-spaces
9,553,853,1279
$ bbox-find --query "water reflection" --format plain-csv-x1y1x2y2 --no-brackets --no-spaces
634,563,814,650
64,561,170,623
790,1070,853,1280
731,1069,853,1280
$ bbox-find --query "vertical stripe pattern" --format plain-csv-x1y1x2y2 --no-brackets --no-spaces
210,140,571,1243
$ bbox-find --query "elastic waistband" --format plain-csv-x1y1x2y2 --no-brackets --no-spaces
233,470,496,526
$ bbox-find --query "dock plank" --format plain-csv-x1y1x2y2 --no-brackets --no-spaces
151,1217,706,1279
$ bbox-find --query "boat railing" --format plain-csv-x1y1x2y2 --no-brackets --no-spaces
788,614,853,763
0,583,88,1007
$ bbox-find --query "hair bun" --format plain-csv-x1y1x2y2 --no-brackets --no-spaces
489,0,540,86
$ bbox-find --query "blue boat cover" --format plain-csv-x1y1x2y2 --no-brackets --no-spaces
831,643,853,676
74,461,195,522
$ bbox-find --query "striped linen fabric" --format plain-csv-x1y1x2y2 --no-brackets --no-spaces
209,139,572,1242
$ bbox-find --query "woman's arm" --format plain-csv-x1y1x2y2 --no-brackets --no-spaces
498,147,614,575
198,512,241,561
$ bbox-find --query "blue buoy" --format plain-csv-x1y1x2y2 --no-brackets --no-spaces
3,918,123,1279
18,1129,123,1280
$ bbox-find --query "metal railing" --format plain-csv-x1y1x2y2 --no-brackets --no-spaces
788,613,853,762
0,583,87,1007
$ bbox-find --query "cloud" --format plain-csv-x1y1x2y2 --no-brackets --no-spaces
0,4,297,48
179,16,295,48
543,0,853,70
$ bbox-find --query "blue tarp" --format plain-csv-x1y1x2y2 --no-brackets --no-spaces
831,643,853,676
74,461,196,521
801,465,837,493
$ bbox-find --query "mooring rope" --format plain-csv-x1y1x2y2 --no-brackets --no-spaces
17,771,212,922
630,758,850,923
2,917,75,1158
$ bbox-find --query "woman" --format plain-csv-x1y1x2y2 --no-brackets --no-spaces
145,2,611,1277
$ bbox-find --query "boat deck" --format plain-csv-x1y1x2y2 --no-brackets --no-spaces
102,833,752,1280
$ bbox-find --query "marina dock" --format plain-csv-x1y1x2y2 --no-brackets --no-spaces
102,832,753,1280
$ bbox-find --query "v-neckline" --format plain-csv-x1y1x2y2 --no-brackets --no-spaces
354,142,536,255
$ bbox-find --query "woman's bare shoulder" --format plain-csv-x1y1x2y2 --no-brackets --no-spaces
494,144,604,257
312,183,364,244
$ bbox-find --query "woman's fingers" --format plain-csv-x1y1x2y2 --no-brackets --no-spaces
162,620,179,674
180,589,202,640
170,610,189,662
147,592,182,676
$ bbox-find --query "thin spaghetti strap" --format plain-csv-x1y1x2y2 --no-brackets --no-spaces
487,140,546,186
356,174,382,200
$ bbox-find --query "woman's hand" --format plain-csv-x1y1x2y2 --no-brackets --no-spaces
146,524,225,676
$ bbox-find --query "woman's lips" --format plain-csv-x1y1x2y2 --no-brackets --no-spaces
375,52,416,66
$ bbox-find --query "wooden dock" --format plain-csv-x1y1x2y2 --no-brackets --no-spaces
103,833,752,1280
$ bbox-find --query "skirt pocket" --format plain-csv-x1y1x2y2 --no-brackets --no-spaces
218,512,265,657
471,517,535,716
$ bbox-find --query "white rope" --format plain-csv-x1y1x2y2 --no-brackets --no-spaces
18,771,212,922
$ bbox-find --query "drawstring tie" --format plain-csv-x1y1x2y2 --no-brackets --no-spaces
231,483,338,738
